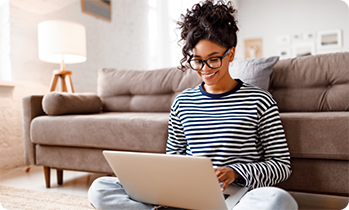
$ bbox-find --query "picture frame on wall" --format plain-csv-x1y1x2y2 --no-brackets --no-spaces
81,0,111,22
292,42,316,57
303,32,316,41
317,29,342,49
291,33,303,43
276,34,291,45
244,38,263,58
277,48,291,60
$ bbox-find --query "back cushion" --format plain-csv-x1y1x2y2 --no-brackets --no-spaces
97,67,201,112
269,52,349,112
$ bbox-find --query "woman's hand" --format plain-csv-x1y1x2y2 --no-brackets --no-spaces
214,167,242,191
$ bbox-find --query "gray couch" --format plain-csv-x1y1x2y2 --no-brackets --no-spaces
22,52,349,197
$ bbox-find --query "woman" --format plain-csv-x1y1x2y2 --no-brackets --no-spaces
88,1,298,209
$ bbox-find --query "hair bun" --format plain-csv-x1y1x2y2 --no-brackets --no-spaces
177,0,239,71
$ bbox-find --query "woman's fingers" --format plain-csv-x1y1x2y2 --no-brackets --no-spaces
214,167,237,191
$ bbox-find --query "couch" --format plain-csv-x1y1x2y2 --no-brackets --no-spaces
22,52,349,197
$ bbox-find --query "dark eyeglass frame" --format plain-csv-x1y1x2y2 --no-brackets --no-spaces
188,48,231,71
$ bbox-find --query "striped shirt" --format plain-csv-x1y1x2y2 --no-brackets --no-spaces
166,79,292,189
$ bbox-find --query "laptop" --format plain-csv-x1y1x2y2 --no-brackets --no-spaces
103,151,248,210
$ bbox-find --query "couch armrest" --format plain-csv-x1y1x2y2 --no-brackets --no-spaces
22,95,46,165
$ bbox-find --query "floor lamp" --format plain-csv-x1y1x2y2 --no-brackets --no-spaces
38,20,87,93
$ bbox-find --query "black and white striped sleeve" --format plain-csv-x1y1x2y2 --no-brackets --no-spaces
166,101,187,155
230,104,292,189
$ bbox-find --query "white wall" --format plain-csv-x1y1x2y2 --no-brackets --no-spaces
0,0,151,170
235,0,349,58
0,0,11,81
10,0,150,93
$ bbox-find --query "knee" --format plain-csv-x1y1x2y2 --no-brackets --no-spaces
88,177,105,209
236,187,298,210
88,177,119,209
254,187,298,210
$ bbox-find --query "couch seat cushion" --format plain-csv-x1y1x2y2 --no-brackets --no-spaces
280,112,349,160
31,112,169,153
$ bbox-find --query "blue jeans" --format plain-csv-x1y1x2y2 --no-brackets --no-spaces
88,177,298,210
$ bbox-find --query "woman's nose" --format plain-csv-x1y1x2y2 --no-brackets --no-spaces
201,62,211,71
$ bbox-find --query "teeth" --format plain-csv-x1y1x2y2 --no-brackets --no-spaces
202,72,216,78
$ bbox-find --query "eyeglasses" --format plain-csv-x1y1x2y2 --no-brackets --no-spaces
188,48,230,71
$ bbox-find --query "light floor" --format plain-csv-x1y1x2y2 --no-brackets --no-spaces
0,166,104,197
0,166,348,210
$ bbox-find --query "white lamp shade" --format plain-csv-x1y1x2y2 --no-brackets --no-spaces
38,20,87,64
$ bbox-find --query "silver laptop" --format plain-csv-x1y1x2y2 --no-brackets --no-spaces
103,151,248,210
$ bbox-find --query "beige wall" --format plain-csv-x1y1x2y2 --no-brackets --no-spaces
0,82,47,169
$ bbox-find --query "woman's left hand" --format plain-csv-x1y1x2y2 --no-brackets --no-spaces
214,167,241,191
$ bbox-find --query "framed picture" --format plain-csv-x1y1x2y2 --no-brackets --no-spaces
81,0,111,22
292,42,316,57
303,32,316,41
244,38,263,58
317,29,342,49
276,35,291,45
292,33,303,43
277,48,291,60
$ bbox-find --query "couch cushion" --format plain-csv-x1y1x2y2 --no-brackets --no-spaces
31,112,169,153
97,68,201,112
229,56,279,90
42,92,102,115
269,52,349,112
280,112,349,160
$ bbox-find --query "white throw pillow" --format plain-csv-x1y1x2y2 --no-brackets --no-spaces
229,56,279,90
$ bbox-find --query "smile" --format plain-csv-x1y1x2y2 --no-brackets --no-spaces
202,71,218,78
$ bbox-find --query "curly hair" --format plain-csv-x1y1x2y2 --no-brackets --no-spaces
177,0,239,70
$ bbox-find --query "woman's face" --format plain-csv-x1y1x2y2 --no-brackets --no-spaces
192,40,235,92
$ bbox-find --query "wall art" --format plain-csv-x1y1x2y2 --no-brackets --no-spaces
81,0,111,22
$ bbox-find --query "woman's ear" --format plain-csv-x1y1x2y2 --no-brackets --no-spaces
229,47,236,62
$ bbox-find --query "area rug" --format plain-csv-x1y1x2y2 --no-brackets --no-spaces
0,186,94,210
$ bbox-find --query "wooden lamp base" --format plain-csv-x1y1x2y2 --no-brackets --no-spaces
49,70,74,93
